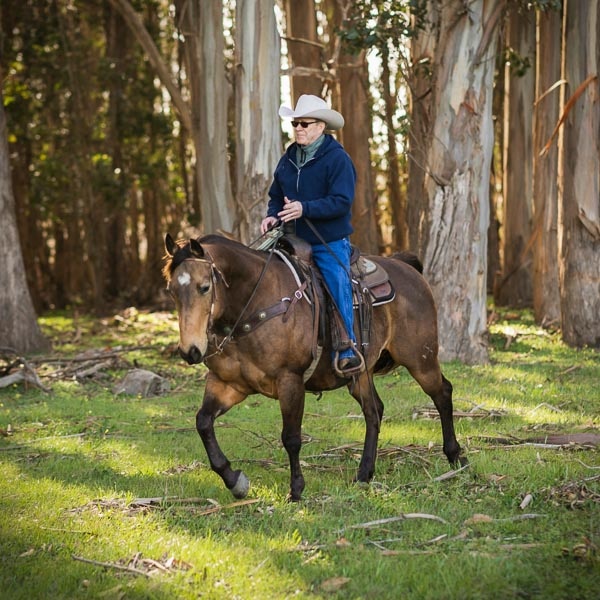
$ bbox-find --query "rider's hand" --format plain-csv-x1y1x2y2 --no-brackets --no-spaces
260,216,279,234
278,196,303,223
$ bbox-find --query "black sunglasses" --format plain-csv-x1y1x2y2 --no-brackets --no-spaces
291,120,319,128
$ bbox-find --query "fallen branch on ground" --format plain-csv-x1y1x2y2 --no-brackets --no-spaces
338,512,448,534
72,555,151,578
433,463,470,482
0,356,50,392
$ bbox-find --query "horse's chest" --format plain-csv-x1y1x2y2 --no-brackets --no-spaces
207,350,275,396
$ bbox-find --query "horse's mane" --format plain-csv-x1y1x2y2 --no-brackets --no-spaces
162,234,262,281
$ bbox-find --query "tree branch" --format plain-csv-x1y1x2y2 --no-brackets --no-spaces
107,0,192,133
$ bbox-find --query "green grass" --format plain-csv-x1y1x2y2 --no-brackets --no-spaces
0,307,598,599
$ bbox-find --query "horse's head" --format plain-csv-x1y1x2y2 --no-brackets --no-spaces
163,233,224,365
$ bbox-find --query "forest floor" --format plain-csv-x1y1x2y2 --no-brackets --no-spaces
0,306,598,599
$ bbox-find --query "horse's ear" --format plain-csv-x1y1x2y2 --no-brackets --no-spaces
190,238,205,259
165,233,178,257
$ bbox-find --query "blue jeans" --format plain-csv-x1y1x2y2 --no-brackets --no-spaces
312,238,356,359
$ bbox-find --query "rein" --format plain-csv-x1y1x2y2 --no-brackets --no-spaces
197,245,300,360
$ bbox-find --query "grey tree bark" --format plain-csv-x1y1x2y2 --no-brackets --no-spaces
112,0,235,234
177,0,235,234
413,0,505,364
0,89,49,354
235,0,282,243
558,0,600,347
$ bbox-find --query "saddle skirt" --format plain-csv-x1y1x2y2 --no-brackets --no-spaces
350,251,395,306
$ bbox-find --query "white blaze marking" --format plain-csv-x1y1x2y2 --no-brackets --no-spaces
177,272,191,286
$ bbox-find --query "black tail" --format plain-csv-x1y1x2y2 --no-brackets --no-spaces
391,251,423,274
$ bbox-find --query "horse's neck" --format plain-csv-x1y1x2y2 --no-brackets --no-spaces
212,243,271,314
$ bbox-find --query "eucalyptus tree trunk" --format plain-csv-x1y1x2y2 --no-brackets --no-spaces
327,0,379,254
558,1,600,348
338,47,379,254
496,8,535,307
381,48,406,252
57,2,106,312
176,0,235,234
412,0,505,364
284,0,323,100
234,0,281,243
0,90,49,354
532,8,561,326
105,5,130,297
407,2,437,254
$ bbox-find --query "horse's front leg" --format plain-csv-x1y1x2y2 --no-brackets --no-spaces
196,373,249,498
278,373,306,501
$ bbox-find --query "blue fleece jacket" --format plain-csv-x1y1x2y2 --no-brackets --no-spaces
267,134,356,245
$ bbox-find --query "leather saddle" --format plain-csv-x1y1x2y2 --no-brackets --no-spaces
277,234,395,307
349,246,395,306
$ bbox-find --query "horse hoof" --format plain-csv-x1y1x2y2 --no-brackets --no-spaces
230,471,250,499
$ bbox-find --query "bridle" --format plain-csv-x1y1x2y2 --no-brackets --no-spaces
177,247,281,360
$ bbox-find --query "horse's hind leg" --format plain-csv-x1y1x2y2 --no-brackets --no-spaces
414,367,463,466
196,374,250,499
349,375,384,483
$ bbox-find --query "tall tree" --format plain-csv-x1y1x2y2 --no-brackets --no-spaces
496,6,535,307
56,1,107,312
407,2,436,254
410,0,505,364
558,0,600,347
104,4,130,298
234,0,281,243
0,85,49,354
176,0,235,234
328,0,379,253
284,0,323,100
532,7,561,326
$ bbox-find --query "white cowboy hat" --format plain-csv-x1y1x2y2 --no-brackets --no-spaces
278,94,344,130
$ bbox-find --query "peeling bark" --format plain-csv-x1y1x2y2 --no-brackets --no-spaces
235,0,281,243
558,1,600,348
416,0,504,364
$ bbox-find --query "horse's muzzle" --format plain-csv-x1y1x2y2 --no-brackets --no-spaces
180,345,203,365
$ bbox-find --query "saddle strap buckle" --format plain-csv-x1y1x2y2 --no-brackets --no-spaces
282,281,307,323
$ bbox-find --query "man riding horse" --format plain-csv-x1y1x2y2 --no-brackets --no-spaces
260,95,362,377
162,96,464,502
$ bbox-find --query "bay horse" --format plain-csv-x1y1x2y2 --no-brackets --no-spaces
163,233,464,501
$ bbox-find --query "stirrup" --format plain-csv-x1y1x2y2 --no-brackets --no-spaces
333,347,365,378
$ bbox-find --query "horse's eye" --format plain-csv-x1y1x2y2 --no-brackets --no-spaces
197,283,211,295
